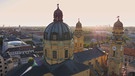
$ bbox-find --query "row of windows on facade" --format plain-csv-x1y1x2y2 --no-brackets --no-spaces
0,62,7,65
75,43,83,47
45,50,68,58
0,66,7,69
9,50,34,55
44,32,71,40
125,57,135,63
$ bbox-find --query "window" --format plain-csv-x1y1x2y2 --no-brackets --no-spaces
45,49,47,57
80,43,82,47
75,43,77,47
65,50,68,58
125,63,127,66
125,58,127,61
64,32,69,40
113,51,115,57
44,32,48,39
52,32,57,40
53,51,57,59
52,35,57,40
129,59,131,62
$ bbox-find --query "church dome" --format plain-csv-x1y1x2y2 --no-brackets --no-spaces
44,4,72,41
114,18,123,28
76,19,82,28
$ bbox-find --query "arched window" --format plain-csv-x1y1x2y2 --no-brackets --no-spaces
45,49,47,57
113,51,115,57
80,43,82,47
53,51,57,59
65,50,68,58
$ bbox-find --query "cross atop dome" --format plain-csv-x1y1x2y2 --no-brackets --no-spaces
117,16,120,21
57,4,59,9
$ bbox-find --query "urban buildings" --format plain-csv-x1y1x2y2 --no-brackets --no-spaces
0,3,134,76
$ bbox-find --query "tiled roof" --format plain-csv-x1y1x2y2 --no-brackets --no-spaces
124,48,135,57
74,47,105,63
7,59,89,76
6,46,33,52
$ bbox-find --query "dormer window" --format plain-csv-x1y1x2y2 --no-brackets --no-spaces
64,32,69,40
65,50,68,58
53,35,57,40
52,32,57,40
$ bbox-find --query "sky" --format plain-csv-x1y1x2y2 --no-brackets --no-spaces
0,0,135,27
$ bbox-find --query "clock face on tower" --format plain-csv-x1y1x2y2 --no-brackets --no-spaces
112,46,117,51
74,31,82,38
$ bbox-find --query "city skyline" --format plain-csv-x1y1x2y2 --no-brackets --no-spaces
0,0,135,27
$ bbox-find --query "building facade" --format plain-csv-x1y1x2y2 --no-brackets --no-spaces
0,55,13,76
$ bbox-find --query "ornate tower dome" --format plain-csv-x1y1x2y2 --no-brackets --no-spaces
114,19,123,27
76,19,82,28
113,16,123,30
112,16,124,36
44,4,74,65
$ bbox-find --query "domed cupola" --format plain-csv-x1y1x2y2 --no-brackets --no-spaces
76,19,82,28
113,16,123,29
53,4,63,21
44,4,74,65
44,4,73,41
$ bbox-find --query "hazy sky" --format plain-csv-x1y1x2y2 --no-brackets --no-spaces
0,0,135,27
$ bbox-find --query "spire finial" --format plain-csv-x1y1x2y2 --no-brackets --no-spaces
57,4,59,9
78,18,80,21
117,16,120,20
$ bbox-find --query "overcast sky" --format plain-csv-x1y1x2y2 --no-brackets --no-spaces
0,0,135,27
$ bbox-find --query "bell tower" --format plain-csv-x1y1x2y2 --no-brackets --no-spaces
73,19,84,53
108,16,124,76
